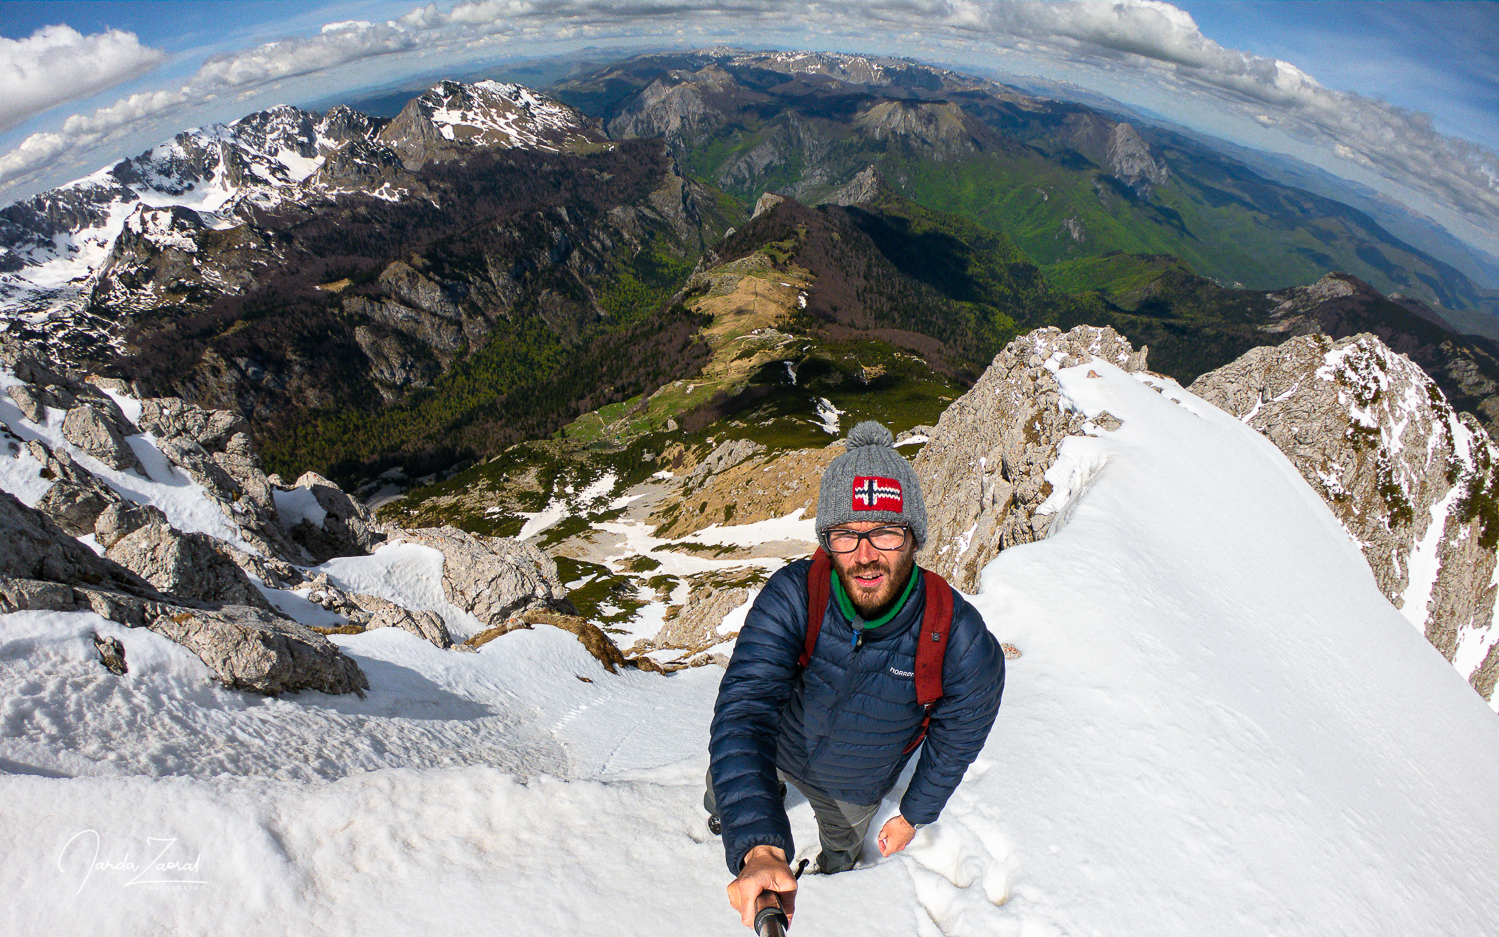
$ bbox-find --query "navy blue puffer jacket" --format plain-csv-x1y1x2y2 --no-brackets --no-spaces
709,558,1004,874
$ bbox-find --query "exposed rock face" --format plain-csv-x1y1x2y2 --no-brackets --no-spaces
0,489,366,695
654,581,750,653
93,500,167,548
1191,333,1499,700
286,471,386,562
1106,122,1169,197
820,166,889,207
650,443,839,540
400,526,571,625
61,403,142,473
105,521,274,611
916,325,1148,591
28,438,123,535
136,395,311,564
149,604,368,696
301,574,454,650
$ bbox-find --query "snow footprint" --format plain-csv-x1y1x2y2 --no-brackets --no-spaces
906,819,1015,906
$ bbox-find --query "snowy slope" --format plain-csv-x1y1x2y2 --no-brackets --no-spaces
5,360,1499,935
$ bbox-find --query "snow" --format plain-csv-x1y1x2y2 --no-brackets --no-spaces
0,371,250,550
516,472,618,541
271,486,327,529
318,541,487,641
1400,481,1462,632
813,396,843,435
6,356,1499,935
680,508,817,547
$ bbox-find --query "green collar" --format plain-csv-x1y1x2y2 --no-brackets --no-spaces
831,561,919,629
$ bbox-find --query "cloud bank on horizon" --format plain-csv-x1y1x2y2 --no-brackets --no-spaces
1,0,1495,259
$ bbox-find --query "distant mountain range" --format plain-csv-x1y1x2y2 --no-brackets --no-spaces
3,49,1499,486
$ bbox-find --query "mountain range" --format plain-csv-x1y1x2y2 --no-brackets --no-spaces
3,49,1499,490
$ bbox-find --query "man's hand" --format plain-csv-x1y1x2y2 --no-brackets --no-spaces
876,815,918,857
727,844,798,928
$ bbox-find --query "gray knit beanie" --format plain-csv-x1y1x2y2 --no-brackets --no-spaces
816,421,927,546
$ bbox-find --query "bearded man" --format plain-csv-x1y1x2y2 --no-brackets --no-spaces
707,421,1005,928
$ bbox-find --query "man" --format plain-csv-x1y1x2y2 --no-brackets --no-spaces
708,420,1005,928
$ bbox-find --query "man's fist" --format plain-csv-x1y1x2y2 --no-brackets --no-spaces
876,815,917,857
727,845,798,928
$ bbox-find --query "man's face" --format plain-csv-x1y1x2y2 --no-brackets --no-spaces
826,521,918,619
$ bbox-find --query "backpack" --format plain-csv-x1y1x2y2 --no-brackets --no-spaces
799,548,955,754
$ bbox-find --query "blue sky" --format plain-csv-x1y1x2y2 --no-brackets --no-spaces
1,1,1495,262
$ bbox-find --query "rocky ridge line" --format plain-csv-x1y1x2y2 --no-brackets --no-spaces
1190,333,1499,700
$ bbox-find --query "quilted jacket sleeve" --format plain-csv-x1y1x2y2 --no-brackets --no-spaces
708,561,809,875
897,592,1005,825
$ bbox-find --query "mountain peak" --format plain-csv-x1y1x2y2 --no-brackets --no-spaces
378,79,602,168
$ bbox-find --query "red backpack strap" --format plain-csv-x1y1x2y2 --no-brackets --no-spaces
905,568,954,753
799,548,832,669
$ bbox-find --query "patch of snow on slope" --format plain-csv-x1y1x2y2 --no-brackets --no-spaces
0,373,248,548
317,541,486,640
680,508,817,547
1401,482,1462,632
271,486,327,529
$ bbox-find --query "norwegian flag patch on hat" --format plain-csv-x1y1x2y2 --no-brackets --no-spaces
852,475,903,511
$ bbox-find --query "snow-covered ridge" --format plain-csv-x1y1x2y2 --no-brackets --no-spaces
414,79,594,152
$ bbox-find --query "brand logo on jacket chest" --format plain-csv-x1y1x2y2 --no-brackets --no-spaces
888,666,914,678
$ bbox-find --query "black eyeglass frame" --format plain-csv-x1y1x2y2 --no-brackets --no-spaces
821,525,912,554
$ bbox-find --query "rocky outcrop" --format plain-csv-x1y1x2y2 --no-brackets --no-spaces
105,521,274,611
93,500,166,548
148,604,368,696
0,490,366,694
820,166,890,207
29,438,123,535
915,325,1147,591
399,526,571,625
1191,333,1499,700
650,443,839,540
60,402,143,473
136,395,311,564
285,471,386,562
302,573,454,650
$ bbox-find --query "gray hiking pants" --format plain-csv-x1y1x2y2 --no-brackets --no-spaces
705,769,881,874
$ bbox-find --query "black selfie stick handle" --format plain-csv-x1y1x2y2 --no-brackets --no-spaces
754,905,789,937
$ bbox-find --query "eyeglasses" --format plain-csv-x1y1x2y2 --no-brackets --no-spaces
823,526,911,554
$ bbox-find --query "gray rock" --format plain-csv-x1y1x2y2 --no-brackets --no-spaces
0,490,154,594
1191,333,1499,702
136,396,246,450
61,404,142,473
685,437,766,488
915,325,1148,591
105,521,274,611
286,471,386,562
0,576,84,613
6,384,47,423
148,604,369,696
93,500,167,548
348,592,453,649
399,526,570,625
93,632,128,675
148,417,311,565
1,490,368,695
33,452,124,537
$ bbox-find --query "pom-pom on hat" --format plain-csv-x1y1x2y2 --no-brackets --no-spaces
816,420,927,546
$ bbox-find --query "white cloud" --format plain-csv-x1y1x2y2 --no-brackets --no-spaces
0,25,165,132
194,22,416,89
